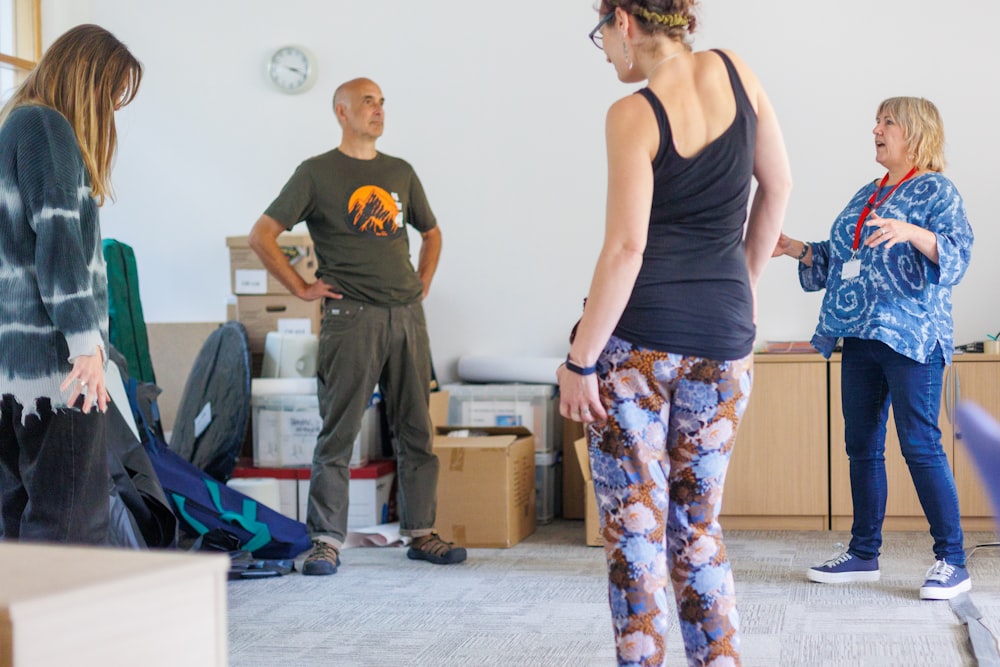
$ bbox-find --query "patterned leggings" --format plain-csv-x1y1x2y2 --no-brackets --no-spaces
587,336,753,667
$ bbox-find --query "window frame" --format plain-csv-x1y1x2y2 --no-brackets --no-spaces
0,0,42,72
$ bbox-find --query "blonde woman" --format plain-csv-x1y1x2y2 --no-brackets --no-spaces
774,97,974,600
0,24,142,544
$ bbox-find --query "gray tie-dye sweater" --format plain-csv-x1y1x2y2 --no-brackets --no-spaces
0,104,108,413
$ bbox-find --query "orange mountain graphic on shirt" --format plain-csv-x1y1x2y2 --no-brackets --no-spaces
347,186,401,236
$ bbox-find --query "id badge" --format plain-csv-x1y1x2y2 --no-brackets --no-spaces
841,259,861,280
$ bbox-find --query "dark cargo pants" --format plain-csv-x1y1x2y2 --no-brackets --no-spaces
307,298,438,548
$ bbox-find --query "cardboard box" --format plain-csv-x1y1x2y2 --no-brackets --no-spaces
443,383,562,454
347,459,396,529
433,426,536,548
236,294,322,354
226,232,317,295
230,466,310,521
573,437,602,547
231,462,394,528
562,419,586,519
429,390,449,430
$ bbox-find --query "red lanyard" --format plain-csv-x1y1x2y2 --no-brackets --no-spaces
851,166,918,251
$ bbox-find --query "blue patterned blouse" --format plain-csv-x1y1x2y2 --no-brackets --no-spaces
798,172,973,364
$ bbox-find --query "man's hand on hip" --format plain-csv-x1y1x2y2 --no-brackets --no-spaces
298,278,342,301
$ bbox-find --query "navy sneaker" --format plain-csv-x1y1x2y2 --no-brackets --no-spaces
302,540,340,576
807,549,880,584
919,560,971,600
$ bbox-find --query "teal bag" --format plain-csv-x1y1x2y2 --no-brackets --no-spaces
103,239,157,384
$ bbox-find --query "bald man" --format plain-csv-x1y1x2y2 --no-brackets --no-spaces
249,78,462,575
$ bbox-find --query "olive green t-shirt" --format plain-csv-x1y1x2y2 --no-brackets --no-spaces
264,149,437,306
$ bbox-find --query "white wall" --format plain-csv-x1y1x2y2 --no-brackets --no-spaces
38,1,1000,382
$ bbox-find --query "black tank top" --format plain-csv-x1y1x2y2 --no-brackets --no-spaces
612,49,757,360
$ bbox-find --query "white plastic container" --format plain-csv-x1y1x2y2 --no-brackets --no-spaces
535,451,562,524
443,383,561,454
261,332,318,378
251,378,322,467
250,379,382,468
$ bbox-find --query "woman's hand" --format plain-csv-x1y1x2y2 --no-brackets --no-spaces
772,233,795,257
865,214,915,249
557,363,607,425
60,348,108,413
865,213,940,263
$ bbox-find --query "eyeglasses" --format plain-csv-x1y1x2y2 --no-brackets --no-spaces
589,12,614,50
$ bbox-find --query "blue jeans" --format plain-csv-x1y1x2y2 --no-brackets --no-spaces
841,338,964,565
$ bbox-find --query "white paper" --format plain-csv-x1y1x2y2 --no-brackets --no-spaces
342,522,407,549
277,317,312,335
841,259,861,280
234,269,268,294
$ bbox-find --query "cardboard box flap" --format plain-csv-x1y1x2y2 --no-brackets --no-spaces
436,425,532,437
434,425,533,451
434,434,519,450
226,232,312,249
573,437,592,482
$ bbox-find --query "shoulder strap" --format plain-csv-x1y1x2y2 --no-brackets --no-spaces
635,87,671,160
710,49,754,113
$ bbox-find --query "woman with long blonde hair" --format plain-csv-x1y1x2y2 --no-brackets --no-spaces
0,24,142,544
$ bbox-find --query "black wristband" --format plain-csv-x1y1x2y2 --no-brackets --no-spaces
796,242,810,261
565,356,597,376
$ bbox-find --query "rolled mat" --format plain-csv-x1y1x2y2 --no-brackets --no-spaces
457,355,564,384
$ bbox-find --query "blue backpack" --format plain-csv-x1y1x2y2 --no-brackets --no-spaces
127,380,311,560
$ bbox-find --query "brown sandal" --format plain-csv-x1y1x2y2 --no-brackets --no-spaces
407,533,467,565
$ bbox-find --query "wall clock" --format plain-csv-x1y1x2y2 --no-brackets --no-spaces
267,45,317,94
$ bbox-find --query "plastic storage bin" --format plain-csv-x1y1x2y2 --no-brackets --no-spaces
251,378,381,468
535,451,562,524
443,383,561,454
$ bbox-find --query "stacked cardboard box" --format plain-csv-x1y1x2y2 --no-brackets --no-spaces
442,383,563,526
226,232,322,356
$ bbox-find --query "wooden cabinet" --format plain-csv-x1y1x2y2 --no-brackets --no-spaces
829,353,1000,532
722,354,829,530
950,355,1000,530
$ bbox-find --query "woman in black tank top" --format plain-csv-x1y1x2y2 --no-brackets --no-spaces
558,3,791,665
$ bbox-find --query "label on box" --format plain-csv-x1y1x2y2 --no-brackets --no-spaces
494,414,523,427
193,402,212,439
234,269,268,294
278,317,313,335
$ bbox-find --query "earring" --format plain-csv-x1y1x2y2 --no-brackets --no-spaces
622,39,633,71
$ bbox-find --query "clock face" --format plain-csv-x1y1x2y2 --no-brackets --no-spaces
268,46,315,94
